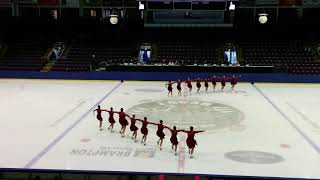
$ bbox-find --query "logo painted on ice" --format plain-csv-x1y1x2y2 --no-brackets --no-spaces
70,146,132,158
133,148,157,158
127,100,244,132
225,151,285,164
70,147,157,159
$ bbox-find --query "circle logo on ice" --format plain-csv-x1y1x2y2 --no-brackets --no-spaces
127,100,244,132
225,151,284,164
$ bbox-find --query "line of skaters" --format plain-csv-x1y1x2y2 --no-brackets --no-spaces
94,106,204,158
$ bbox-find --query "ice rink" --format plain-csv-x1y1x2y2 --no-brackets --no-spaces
1,79,320,179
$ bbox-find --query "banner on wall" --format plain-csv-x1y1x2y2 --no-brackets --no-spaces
38,0,58,5
0,0,10,5
303,0,320,5
279,0,303,6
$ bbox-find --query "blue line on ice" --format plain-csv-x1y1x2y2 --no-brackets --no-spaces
252,84,320,154
24,82,122,168
49,101,86,127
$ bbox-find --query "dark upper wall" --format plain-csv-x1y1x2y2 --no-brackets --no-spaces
0,15,319,45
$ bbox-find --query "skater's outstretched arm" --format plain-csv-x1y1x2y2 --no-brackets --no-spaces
135,118,144,123
166,82,176,86
147,121,158,126
181,130,204,134
194,130,205,133
176,129,185,133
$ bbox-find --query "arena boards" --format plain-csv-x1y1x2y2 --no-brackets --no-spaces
0,79,320,179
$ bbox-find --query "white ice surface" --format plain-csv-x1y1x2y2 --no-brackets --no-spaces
0,79,320,179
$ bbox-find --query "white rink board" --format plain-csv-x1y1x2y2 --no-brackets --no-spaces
0,79,320,179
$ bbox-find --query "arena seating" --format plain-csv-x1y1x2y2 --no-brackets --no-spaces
51,41,138,72
0,35,319,74
0,40,47,71
240,40,319,74
152,41,221,65
0,0,10,5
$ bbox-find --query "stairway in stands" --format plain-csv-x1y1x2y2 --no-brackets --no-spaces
41,61,56,72
41,42,67,72
0,41,8,57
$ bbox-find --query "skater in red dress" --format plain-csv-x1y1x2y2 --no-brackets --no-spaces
93,105,105,131
182,126,204,158
186,78,192,94
211,75,217,91
155,120,169,150
167,126,184,155
230,75,238,90
196,78,201,93
137,117,157,145
221,75,227,91
204,79,209,92
117,108,129,137
106,107,116,132
129,114,139,141
176,79,182,96
166,81,175,96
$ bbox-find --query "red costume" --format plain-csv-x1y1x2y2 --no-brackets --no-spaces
211,77,217,86
186,80,192,89
186,131,197,149
130,117,138,131
204,80,209,88
108,111,115,123
177,81,181,91
119,112,128,126
156,124,165,139
231,76,238,85
96,109,103,121
168,83,173,92
170,130,179,145
221,77,226,87
141,121,149,135
196,80,201,89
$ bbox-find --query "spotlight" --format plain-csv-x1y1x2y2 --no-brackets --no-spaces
258,13,268,24
139,1,145,10
229,2,235,10
109,15,118,24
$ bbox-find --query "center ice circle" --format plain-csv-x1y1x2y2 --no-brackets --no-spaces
127,100,244,132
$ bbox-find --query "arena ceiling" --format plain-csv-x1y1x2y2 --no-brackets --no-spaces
0,0,320,8
0,0,319,26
